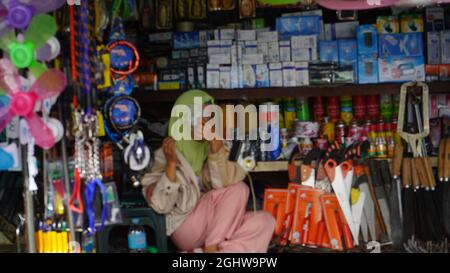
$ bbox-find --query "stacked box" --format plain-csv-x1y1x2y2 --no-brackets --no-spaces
324,21,359,40
269,63,283,87
319,40,338,63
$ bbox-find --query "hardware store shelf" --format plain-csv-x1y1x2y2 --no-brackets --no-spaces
134,82,450,103
251,157,438,173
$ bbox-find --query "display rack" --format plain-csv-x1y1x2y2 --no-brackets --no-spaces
134,82,450,102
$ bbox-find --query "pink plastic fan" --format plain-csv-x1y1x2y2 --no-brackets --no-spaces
0,0,65,36
0,59,67,149
0,13,58,77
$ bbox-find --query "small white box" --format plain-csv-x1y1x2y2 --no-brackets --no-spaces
207,64,220,89
256,64,269,87
292,48,316,62
207,40,221,55
295,62,309,86
268,41,280,63
231,44,238,64
244,41,258,55
258,42,269,63
219,66,231,89
230,65,240,89
427,32,441,65
269,63,283,87
257,31,279,42
282,62,296,87
199,31,211,48
209,53,231,64
241,64,256,88
291,35,318,49
441,31,450,64
324,21,359,40
237,29,257,41
242,54,263,65
215,28,235,40
220,40,233,54
279,41,291,62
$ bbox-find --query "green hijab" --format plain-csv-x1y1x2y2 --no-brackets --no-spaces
168,90,214,176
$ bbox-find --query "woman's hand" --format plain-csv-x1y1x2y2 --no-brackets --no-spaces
163,137,177,182
163,137,177,164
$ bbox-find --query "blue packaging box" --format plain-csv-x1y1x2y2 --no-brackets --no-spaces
276,16,322,39
357,25,378,55
357,54,378,84
339,39,358,80
338,39,357,65
319,40,339,63
173,31,200,49
378,56,425,82
379,33,423,57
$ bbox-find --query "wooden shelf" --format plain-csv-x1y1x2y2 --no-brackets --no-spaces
134,82,450,103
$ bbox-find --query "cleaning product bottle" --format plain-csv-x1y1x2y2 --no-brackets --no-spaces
128,218,147,253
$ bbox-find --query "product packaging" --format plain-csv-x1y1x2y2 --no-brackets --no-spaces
427,32,441,65
379,33,423,57
324,21,359,40
378,56,425,82
256,64,270,87
357,25,378,55
376,15,399,34
319,40,339,63
206,64,220,88
358,54,379,84
400,13,424,33
269,62,283,87
282,62,297,87
276,15,322,39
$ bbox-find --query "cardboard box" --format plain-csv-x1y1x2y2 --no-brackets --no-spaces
295,62,309,86
173,31,200,49
441,31,450,64
197,65,205,88
290,35,318,49
244,41,258,55
319,40,339,63
378,56,425,82
276,15,322,39
207,40,221,55
292,48,317,62
427,32,441,65
269,63,283,87
258,42,269,63
149,32,173,43
324,21,359,40
268,41,280,63
214,28,235,40
439,64,450,81
357,25,378,55
257,31,279,42
338,39,357,65
282,62,296,87
199,30,211,48
426,64,440,82
358,54,378,84
282,9,324,40
241,64,256,88
400,13,424,33
220,40,233,54
279,40,291,62
376,16,399,34
379,33,423,57
237,29,257,41
256,64,270,87
209,53,231,64
230,65,240,88
206,64,220,88
242,53,263,65
219,66,231,89
425,7,445,32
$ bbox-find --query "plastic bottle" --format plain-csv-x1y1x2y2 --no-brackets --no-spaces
128,218,147,253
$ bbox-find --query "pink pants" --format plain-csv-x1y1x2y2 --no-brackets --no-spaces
171,182,275,253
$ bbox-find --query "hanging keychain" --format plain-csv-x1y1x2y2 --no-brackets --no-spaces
84,114,109,235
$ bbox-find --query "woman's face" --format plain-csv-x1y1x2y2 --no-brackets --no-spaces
192,116,215,142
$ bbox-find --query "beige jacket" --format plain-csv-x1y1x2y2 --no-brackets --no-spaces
141,144,247,235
